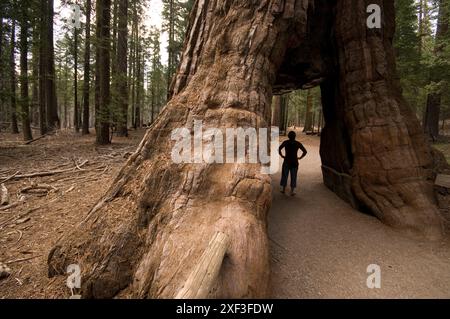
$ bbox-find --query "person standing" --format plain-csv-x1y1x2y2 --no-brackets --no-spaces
279,131,308,196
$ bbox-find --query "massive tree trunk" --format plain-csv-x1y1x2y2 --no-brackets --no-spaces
48,0,445,299
320,0,444,239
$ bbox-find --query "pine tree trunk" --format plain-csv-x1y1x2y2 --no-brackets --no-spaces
10,20,19,134
111,0,118,73
38,0,47,134
280,95,288,134
126,9,134,122
423,0,449,140
150,51,156,124
130,13,137,129
134,49,142,129
19,5,33,141
115,0,128,137
303,90,313,132
424,94,441,140
45,0,59,129
418,0,424,55
39,0,59,132
82,0,92,135
31,25,40,127
167,0,175,95
95,0,112,144
49,0,445,299
63,59,69,128
74,27,79,133
272,96,281,127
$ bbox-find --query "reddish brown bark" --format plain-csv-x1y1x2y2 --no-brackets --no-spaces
48,0,444,299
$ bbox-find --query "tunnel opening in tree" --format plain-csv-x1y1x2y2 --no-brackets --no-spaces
47,0,446,299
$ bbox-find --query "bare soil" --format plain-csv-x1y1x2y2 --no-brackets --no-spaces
0,129,144,299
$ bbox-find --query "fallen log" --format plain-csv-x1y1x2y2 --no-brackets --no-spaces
0,199,24,212
20,184,58,195
0,171,20,184
0,205,40,228
0,160,88,181
23,132,55,145
5,255,42,265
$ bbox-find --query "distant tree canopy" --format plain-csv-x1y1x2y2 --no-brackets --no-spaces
0,0,449,142
394,0,450,139
0,0,193,143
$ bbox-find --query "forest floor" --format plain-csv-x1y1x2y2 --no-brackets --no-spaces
269,135,450,298
0,129,449,299
0,129,145,298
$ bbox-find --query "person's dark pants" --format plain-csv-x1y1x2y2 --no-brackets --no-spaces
280,163,298,188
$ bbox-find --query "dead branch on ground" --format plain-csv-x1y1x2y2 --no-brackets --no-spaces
0,160,89,181
20,184,59,195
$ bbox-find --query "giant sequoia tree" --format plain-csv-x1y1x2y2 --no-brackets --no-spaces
48,0,445,299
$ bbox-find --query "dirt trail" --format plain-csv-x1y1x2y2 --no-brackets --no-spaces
269,135,450,298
